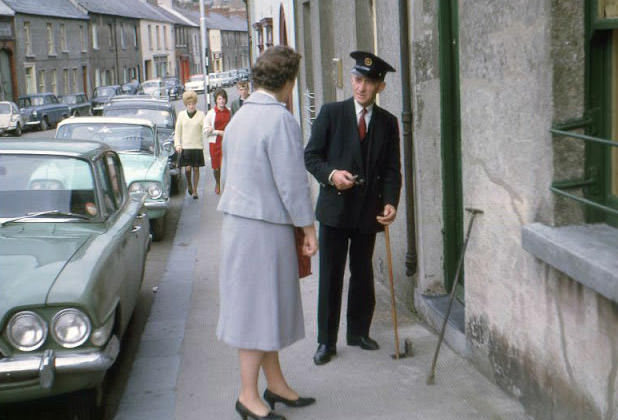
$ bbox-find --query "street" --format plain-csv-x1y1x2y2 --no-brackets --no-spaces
0,92,231,420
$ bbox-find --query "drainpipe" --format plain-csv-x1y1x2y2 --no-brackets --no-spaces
398,0,418,276
242,0,252,69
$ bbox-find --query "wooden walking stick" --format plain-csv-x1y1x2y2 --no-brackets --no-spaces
384,225,407,359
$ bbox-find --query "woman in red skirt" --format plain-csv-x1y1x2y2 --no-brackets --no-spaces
205,88,231,194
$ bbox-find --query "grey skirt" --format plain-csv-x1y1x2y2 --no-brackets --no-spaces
216,213,305,351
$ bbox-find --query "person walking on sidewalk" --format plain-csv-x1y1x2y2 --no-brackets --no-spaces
174,90,206,199
217,45,318,420
204,87,231,195
230,79,250,117
304,51,402,366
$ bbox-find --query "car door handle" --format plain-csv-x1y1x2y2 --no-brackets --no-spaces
137,213,147,219
131,225,142,233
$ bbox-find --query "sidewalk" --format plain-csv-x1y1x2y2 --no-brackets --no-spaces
115,171,533,420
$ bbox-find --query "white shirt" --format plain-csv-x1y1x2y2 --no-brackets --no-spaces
354,100,374,130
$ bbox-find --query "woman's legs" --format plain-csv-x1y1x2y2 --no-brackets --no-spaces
261,351,299,401
184,166,193,194
214,169,221,193
238,349,270,416
192,166,200,195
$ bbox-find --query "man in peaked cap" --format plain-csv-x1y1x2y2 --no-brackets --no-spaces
305,51,402,365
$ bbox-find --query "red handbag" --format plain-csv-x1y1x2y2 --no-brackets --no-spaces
294,227,312,278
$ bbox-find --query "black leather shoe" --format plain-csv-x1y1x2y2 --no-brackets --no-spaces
235,400,286,420
263,389,316,410
346,335,380,350
313,344,336,365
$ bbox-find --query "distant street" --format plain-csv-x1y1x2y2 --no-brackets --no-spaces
0,87,236,420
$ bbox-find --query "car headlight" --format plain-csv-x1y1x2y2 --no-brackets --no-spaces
129,181,163,199
32,110,37,117
6,311,48,351
51,309,91,348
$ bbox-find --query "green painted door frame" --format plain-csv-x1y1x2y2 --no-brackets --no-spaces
438,0,464,293
586,0,618,226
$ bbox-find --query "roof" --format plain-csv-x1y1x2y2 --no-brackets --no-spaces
57,116,156,128
158,5,197,27
0,1,15,16
75,0,173,22
0,138,109,159
174,7,247,31
1,0,87,19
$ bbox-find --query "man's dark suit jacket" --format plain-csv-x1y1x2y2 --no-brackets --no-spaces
305,97,402,234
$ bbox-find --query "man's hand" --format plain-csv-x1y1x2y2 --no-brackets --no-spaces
331,170,357,190
175,145,182,153
377,204,397,225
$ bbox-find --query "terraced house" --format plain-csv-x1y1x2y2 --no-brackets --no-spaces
2,0,89,98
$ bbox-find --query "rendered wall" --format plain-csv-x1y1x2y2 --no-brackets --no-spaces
458,1,618,419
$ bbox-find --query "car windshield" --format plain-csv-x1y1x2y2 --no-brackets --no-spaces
0,103,10,114
142,81,160,89
56,123,156,154
104,108,173,128
0,155,97,219
61,96,77,104
165,79,177,87
94,87,116,97
189,75,203,82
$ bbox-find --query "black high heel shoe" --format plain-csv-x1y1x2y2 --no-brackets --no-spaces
263,389,316,410
235,400,286,420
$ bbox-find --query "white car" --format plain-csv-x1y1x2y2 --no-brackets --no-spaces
0,101,24,136
184,74,206,93
140,79,168,98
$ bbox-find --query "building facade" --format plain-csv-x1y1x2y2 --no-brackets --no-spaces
4,0,89,98
293,1,618,419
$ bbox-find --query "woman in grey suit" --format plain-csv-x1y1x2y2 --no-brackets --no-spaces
217,46,318,420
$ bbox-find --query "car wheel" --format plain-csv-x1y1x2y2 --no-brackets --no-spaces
151,216,165,241
40,118,48,131
13,123,21,137
66,389,101,420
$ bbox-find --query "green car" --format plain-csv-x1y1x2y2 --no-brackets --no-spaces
0,139,150,416
56,116,174,241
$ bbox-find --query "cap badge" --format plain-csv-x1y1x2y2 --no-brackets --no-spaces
364,57,373,66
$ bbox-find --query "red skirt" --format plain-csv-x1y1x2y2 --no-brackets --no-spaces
209,138,222,169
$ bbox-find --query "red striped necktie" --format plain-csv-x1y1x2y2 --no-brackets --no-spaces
358,107,367,141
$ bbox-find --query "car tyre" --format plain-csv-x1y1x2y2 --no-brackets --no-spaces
151,216,165,241
13,123,21,136
40,118,48,131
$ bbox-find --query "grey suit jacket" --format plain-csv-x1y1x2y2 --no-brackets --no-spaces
217,92,314,227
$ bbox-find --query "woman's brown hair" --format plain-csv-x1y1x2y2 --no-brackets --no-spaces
251,45,301,91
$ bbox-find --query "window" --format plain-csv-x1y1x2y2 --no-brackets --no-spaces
133,25,138,47
51,69,57,94
47,23,55,55
25,65,35,94
24,22,32,56
148,25,152,50
253,22,263,53
95,68,101,87
37,70,45,92
92,22,99,49
108,24,113,48
60,24,67,51
156,25,160,50
72,68,78,93
164,26,168,50
63,69,69,94
120,23,125,49
80,25,86,51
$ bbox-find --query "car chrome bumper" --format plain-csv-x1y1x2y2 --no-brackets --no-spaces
25,120,41,126
145,199,169,210
0,335,120,389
